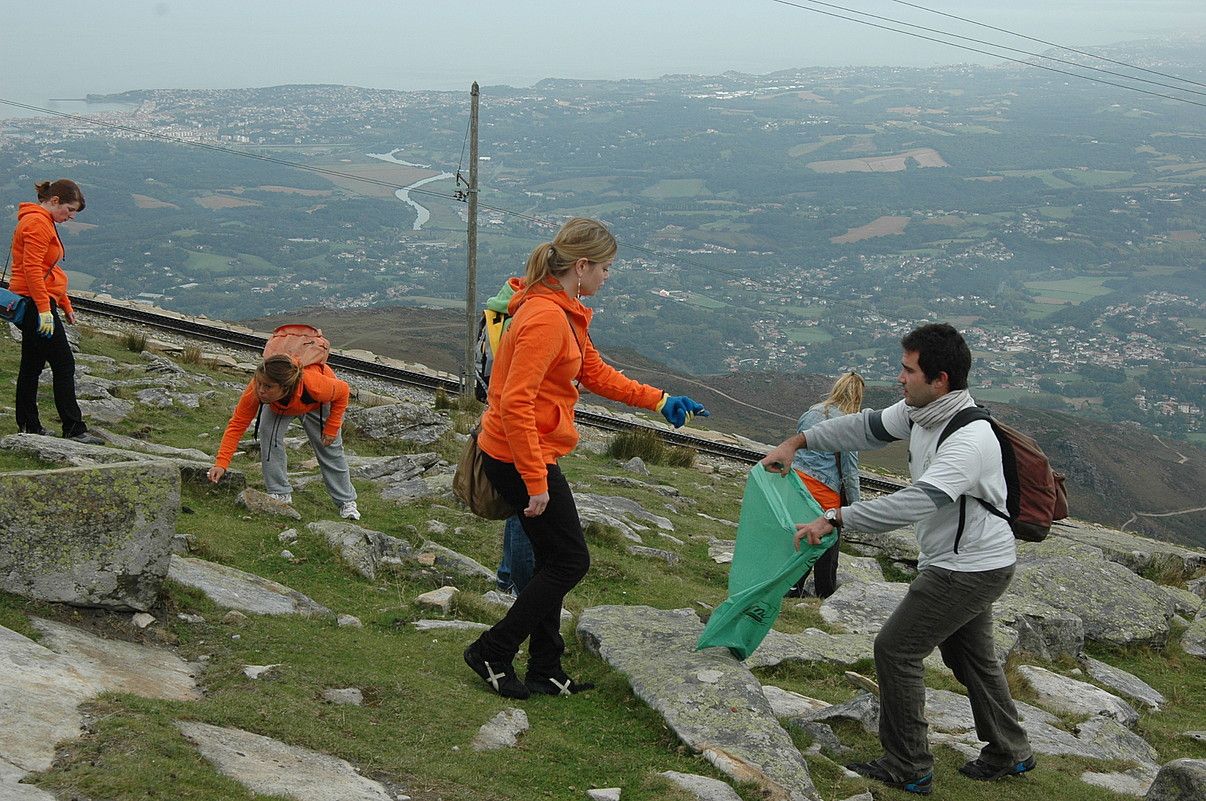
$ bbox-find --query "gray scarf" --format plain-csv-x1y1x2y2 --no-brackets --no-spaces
908,389,971,430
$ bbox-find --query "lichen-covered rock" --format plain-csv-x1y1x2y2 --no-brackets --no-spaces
577,605,821,801
1006,555,1172,647
819,581,908,634
627,545,679,565
344,401,453,446
1144,759,1206,801
1075,715,1159,767
167,555,331,617
744,628,874,669
843,527,919,563
792,555,885,598
236,488,302,519
657,771,742,801
1083,656,1166,710
1018,665,1139,728
416,541,496,583
0,461,178,610
993,593,1085,661
1182,616,1206,658
307,520,413,581
576,492,675,538
1052,521,1206,577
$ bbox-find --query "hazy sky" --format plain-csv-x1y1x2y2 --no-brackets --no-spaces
2,0,1203,103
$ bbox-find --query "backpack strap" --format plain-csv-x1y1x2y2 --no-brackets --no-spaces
936,406,1008,554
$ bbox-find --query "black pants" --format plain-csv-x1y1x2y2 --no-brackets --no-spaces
479,452,590,675
788,532,840,599
16,301,87,437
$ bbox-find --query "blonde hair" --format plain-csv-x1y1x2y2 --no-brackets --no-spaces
255,355,303,398
522,217,617,296
822,372,865,415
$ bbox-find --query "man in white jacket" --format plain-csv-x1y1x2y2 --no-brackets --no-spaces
762,323,1033,796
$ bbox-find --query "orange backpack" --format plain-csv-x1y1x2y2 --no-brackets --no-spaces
263,324,331,368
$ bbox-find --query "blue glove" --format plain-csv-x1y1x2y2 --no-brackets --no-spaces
657,394,709,428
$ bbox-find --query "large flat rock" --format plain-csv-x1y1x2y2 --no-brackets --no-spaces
176,722,394,801
1050,520,1206,576
0,461,179,610
167,555,331,617
578,605,821,801
819,581,908,634
0,618,198,794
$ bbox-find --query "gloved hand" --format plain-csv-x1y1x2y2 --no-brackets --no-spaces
37,311,54,338
657,394,709,428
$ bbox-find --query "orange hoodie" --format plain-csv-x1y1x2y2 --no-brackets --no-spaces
214,363,350,469
477,279,664,495
8,202,73,315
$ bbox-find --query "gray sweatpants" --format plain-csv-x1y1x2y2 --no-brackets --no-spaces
258,404,356,507
873,564,1030,779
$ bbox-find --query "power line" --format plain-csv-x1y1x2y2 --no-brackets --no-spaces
887,0,1206,90
790,0,1206,98
768,0,1206,108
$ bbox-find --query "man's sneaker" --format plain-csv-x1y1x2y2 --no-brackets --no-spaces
464,640,529,699
846,760,932,795
68,432,104,445
339,501,361,521
266,493,293,505
958,755,1036,781
525,670,595,697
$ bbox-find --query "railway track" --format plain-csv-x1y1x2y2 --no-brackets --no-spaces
68,292,907,495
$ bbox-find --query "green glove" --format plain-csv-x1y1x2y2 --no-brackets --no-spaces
37,311,54,338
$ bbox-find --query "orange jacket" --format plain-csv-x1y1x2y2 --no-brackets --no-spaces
8,202,73,315
214,363,350,469
478,279,664,496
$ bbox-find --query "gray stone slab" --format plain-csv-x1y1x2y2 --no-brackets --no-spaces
578,605,821,801
1142,759,1206,801
344,401,452,446
0,461,179,610
1018,665,1139,728
1052,521,1206,576
842,528,918,563
416,541,496,583
657,770,742,801
744,628,874,669
819,581,908,634
307,520,413,581
1183,615,1206,658
0,757,58,801
793,555,884,598
176,722,393,801
1083,656,1166,710
471,708,529,751
168,555,331,617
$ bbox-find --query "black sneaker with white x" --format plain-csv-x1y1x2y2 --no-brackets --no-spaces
525,669,595,696
464,640,529,699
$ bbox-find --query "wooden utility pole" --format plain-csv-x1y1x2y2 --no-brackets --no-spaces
463,82,480,397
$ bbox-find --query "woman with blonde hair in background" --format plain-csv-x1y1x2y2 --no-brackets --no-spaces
8,179,101,443
464,217,708,699
785,371,865,599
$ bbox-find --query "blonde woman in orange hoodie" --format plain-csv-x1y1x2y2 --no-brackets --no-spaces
464,217,708,699
207,355,360,520
8,179,101,443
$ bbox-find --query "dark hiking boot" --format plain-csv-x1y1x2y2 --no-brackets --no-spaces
958,754,1036,781
463,640,529,699
846,760,933,795
525,669,595,697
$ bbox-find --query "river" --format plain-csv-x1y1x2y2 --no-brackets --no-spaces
366,149,453,231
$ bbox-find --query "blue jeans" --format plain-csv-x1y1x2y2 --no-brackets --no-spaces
496,514,535,594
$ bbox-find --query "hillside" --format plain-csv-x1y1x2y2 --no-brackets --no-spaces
246,306,1206,548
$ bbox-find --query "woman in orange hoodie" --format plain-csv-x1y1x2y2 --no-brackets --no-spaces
464,217,707,699
8,179,100,443
207,355,360,520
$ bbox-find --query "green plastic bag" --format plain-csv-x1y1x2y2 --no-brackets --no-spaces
695,466,836,659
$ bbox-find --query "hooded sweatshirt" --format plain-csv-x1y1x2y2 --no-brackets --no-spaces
8,202,73,315
214,363,350,469
477,278,664,496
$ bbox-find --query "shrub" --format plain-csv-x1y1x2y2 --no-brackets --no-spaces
607,427,696,468
181,345,203,364
121,331,147,352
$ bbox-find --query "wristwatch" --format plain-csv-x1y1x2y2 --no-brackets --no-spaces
824,508,840,528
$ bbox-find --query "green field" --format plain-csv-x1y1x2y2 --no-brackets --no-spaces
1037,206,1075,220
680,292,726,310
1023,277,1114,304
786,327,833,344
785,305,826,319
640,179,709,199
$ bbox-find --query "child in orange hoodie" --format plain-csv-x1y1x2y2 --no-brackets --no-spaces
207,355,359,520
464,217,708,699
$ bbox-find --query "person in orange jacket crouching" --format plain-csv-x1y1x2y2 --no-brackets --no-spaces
463,217,708,700
207,355,360,520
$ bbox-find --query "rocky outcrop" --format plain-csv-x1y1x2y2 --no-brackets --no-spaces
344,401,453,446
0,461,179,610
177,722,396,801
1144,759,1206,801
578,605,821,801
1053,520,1206,576
744,628,873,669
307,520,413,581
167,555,331,617
819,581,908,634
1017,665,1140,728
1,618,198,798
575,492,676,544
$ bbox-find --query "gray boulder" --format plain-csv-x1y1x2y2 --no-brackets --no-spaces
168,555,331,617
843,527,919,563
0,461,178,611
1083,656,1166,710
237,488,302,519
1144,759,1206,801
792,555,884,598
307,520,413,581
1017,665,1139,728
657,771,742,801
819,581,908,634
417,541,496,583
471,708,529,751
626,545,679,565
1007,555,1172,647
345,401,453,446
1182,616,1206,658
744,628,873,669
577,605,821,801
1053,521,1206,577
993,593,1085,661
1075,715,1160,768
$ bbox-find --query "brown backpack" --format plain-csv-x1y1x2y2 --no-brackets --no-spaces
937,406,1068,552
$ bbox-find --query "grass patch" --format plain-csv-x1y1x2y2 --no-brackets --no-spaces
607,428,697,468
